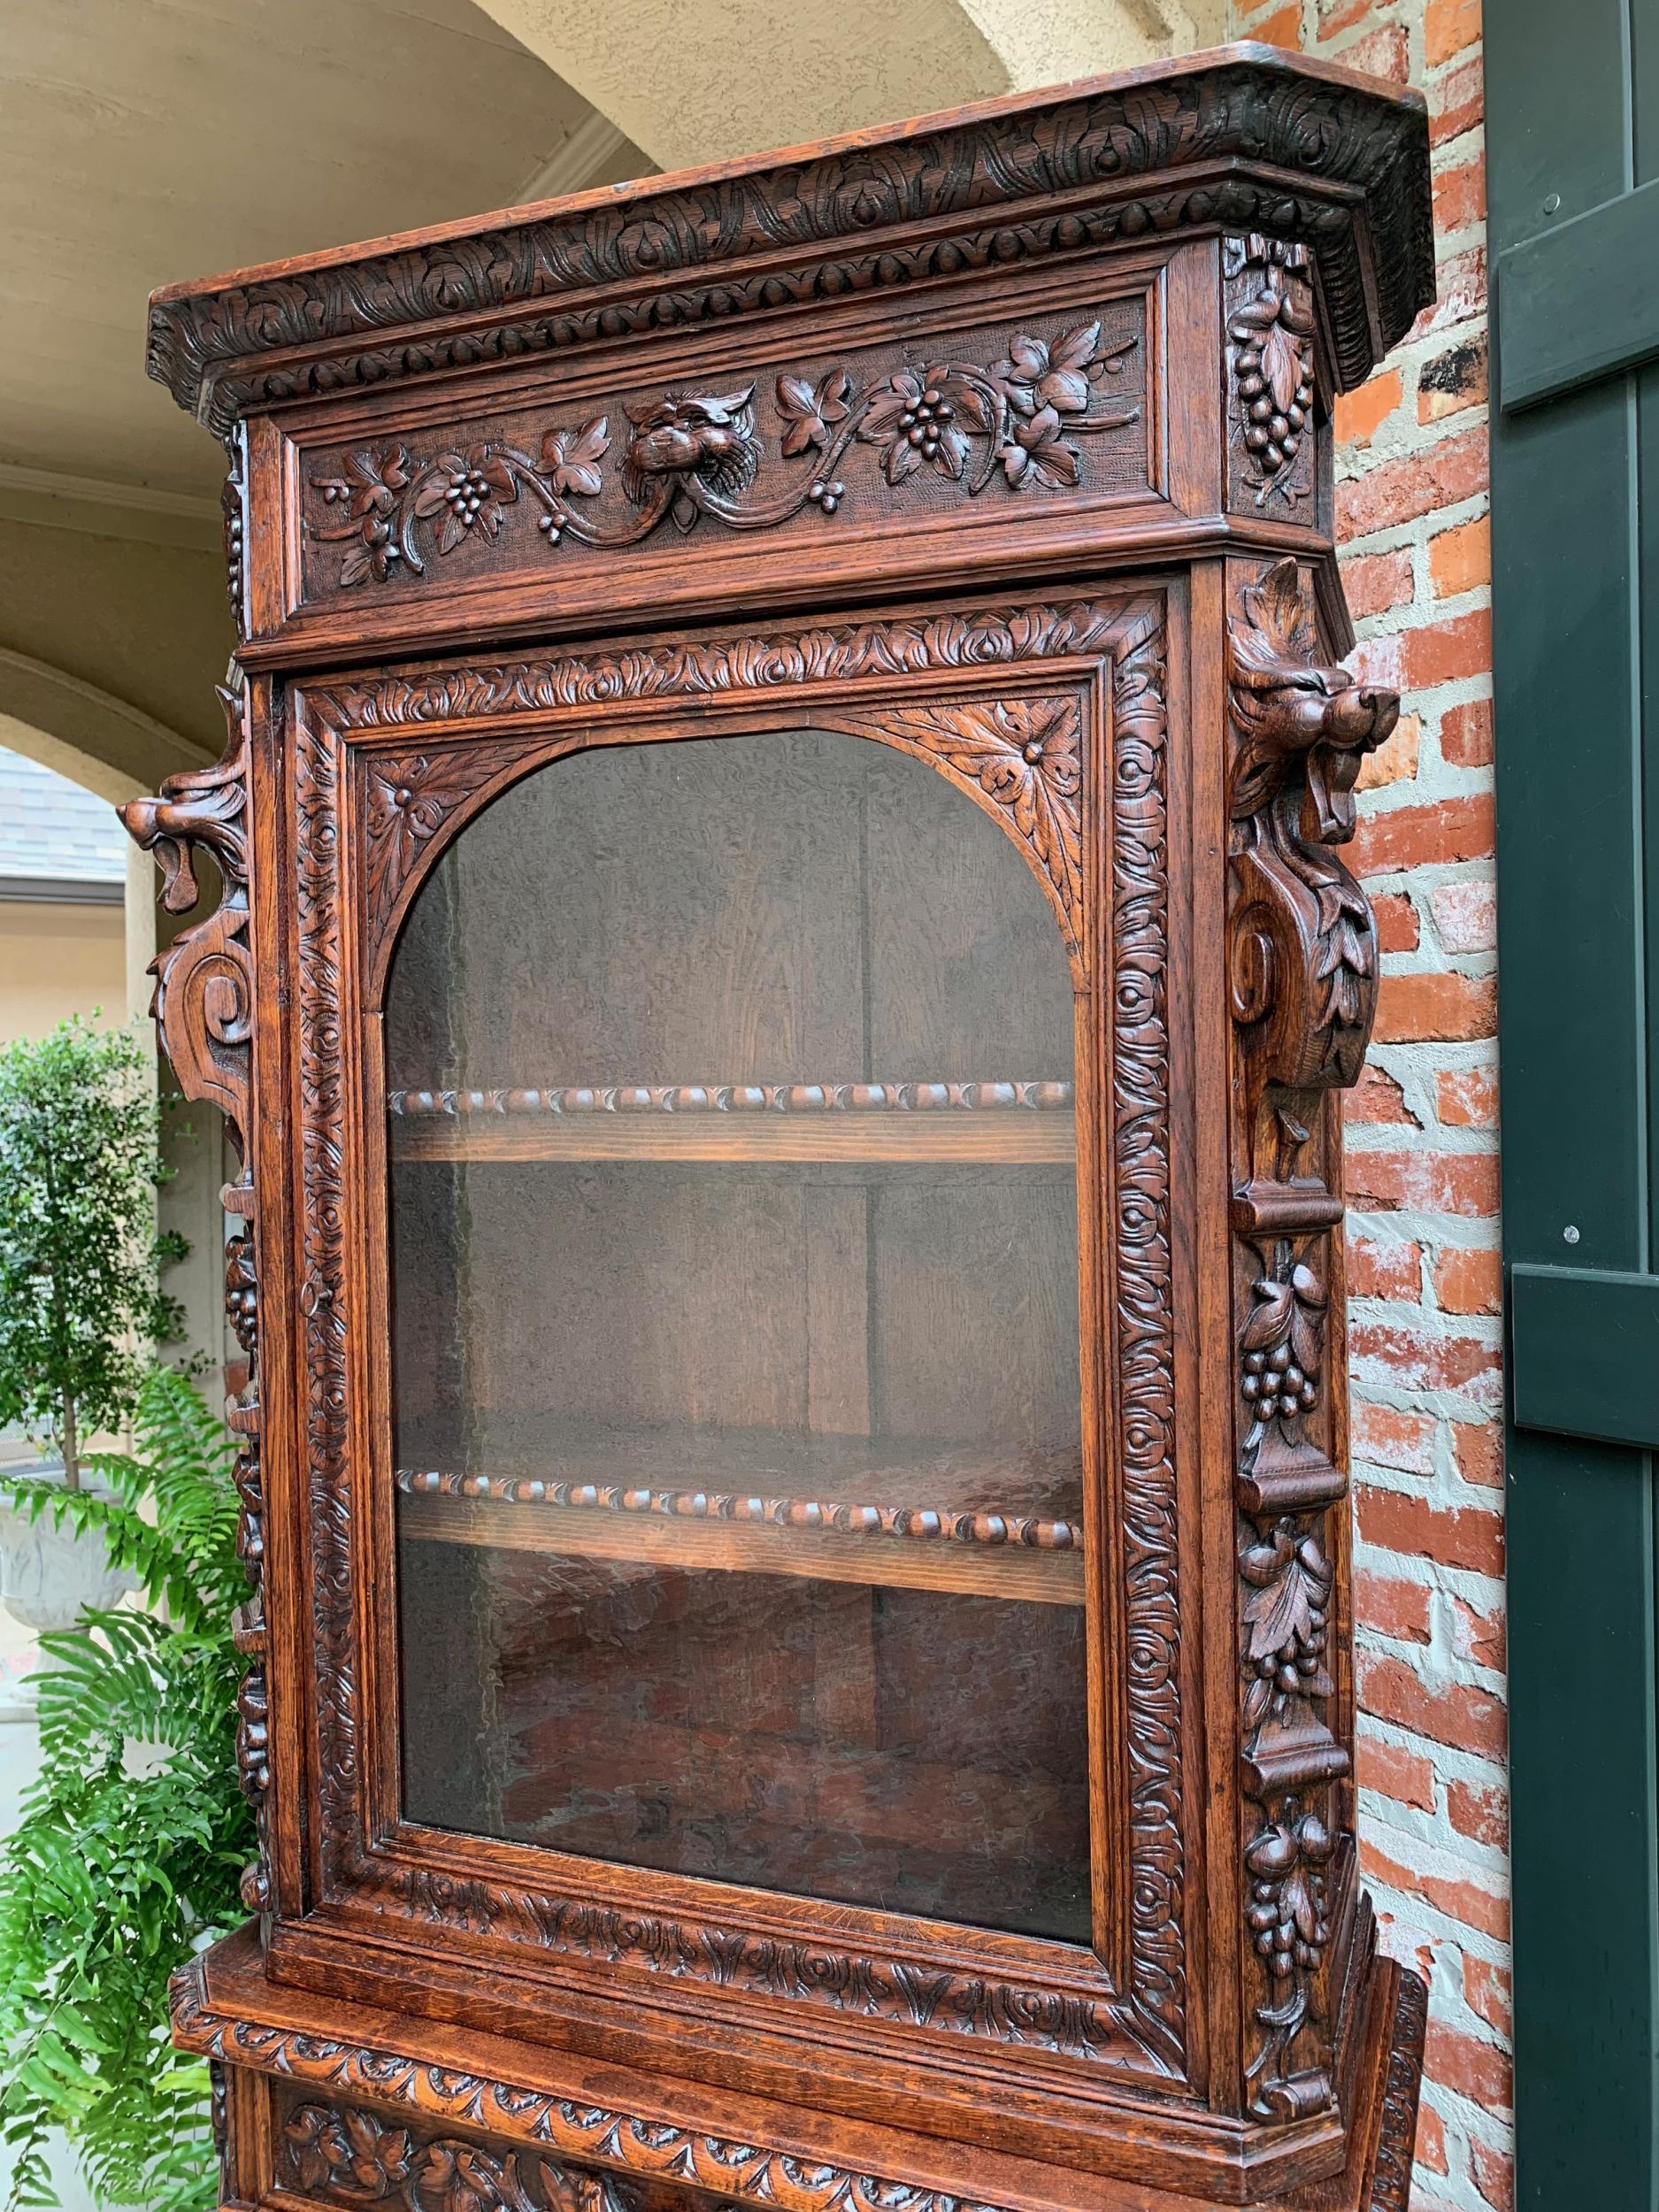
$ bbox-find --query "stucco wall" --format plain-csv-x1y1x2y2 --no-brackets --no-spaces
0,900,125,1047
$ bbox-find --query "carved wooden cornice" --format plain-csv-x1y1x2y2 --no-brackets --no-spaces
147,49,1432,438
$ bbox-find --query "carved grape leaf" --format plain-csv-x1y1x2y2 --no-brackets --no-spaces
777,369,851,456
1261,319,1301,416
1240,1529,1326,1667
541,417,609,497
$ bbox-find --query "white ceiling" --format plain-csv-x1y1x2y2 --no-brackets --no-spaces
0,0,640,498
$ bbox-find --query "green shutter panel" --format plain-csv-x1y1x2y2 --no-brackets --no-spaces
1489,0,1659,2201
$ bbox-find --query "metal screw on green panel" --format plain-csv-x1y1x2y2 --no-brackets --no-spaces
1563,1224,1580,1244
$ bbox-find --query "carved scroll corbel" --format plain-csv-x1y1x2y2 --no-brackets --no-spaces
1225,563,1400,2124
122,682,269,1917
1226,559,1394,1094
120,685,252,1153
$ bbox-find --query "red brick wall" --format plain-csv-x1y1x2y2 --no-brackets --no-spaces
1230,4,1505,2206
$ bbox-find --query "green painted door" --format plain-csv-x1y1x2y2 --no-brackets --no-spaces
1489,2,1659,2202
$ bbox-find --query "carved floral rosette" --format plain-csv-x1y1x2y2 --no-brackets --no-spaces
1224,560,1396,2121
120,682,272,1917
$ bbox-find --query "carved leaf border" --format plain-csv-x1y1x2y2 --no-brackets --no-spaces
278,2101,636,2212
294,594,1180,2072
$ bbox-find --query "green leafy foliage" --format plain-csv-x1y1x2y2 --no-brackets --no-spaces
0,1366,253,2212
0,1020,186,1487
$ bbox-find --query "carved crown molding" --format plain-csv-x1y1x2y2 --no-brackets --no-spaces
147,52,1432,437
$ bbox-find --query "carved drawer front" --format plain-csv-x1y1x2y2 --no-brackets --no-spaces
271,2092,690,2212
275,274,1162,645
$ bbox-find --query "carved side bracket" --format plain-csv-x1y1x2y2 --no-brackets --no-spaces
121,684,270,1918
1226,561,1394,1094
1225,562,1399,2124
120,686,253,1149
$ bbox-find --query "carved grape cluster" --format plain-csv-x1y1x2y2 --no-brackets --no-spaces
440,461,498,526
1245,1806,1333,1983
1226,239,1317,508
1254,1545,1328,1702
1240,1260,1324,1424
1249,1864,1327,1979
1240,1518,1333,1728
225,1231,257,1359
1240,1336,1317,1422
1235,326,1311,480
1256,1621,1326,1701
895,383,957,463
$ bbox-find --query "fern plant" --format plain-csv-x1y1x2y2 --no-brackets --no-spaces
0,1364,254,2212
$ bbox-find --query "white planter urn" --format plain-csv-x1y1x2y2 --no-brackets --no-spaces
0,1466,136,1637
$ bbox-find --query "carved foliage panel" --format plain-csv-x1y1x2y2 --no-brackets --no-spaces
1224,560,1396,2122
275,2096,640,2212
1223,237,1319,518
291,593,1184,2080
360,690,1087,975
296,297,1149,608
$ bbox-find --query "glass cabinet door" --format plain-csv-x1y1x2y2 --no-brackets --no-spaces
383,726,1090,1942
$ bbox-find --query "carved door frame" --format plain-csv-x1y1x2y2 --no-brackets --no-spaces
245,585,1202,2160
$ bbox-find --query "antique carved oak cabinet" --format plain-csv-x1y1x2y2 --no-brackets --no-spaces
127,45,1435,2212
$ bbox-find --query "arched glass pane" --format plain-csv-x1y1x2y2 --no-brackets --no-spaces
385,726,1089,1941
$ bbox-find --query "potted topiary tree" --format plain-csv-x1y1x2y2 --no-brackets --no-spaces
0,1017,187,1634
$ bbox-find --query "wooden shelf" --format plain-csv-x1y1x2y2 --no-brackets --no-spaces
388,1079,1075,1164
394,1430,1085,1606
